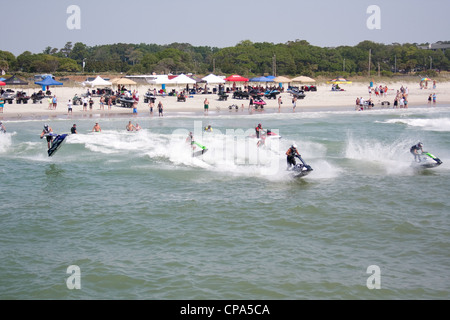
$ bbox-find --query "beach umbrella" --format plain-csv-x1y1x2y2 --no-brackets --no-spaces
291,76,316,83
111,77,137,86
0,81,5,86
421,77,432,81
326,77,352,84
273,76,292,83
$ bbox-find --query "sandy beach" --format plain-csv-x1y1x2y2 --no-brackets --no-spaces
1,79,449,121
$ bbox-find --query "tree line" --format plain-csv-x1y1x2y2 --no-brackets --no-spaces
1,40,449,78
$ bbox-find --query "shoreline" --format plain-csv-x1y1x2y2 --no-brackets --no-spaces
1,81,448,122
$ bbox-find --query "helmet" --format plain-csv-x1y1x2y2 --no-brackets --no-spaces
292,144,297,149
44,124,48,129
258,123,262,127
418,142,423,147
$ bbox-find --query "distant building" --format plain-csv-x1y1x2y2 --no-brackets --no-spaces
418,41,450,52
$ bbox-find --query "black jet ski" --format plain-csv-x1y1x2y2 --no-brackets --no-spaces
290,155,313,178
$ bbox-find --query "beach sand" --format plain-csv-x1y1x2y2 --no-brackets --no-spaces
1,80,448,121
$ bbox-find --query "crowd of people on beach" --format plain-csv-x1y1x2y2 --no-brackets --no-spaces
355,82,438,111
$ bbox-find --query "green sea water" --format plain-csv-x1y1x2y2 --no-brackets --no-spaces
1,105,449,299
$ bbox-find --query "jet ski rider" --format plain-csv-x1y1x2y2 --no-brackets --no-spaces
286,144,300,169
255,123,264,138
410,142,424,162
40,124,53,149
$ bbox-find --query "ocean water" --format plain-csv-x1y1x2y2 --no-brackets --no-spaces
1,105,449,300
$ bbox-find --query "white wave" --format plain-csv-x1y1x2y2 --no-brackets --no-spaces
0,132,15,153
345,134,424,175
382,117,450,132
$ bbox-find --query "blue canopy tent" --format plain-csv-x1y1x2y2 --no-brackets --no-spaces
249,76,272,82
35,76,63,91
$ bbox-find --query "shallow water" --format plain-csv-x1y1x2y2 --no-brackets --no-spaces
1,105,449,299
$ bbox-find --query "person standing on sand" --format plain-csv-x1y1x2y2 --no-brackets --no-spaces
48,97,53,110
149,100,154,115
292,96,297,112
204,98,209,114
0,96,4,113
67,99,73,114
52,95,57,109
278,95,282,112
158,101,163,117
82,96,88,111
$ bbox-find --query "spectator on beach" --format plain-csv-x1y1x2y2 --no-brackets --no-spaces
149,100,154,115
204,98,209,114
292,96,297,112
278,95,282,112
81,96,86,111
67,99,73,114
0,96,4,113
48,97,53,110
100,96,105,110
432,93,437,105
89,97,94,110
157,101,163,117
52,95,57,109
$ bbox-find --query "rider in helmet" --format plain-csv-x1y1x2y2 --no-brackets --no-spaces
410,142,424,162
255,123,264,139
286,143,300,169
40,124,54,149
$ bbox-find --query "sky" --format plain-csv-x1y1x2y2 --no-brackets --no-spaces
2,0,450,56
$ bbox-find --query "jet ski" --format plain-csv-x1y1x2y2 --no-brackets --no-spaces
47,133,68,157
249,129,281,139
290,155,313,178
412,152,442,169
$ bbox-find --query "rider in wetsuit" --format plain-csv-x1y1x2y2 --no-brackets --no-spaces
410,142,424,162
40,124,53,149
286,144,300,169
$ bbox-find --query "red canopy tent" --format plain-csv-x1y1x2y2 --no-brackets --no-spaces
0,81,5,86
224,75,249,82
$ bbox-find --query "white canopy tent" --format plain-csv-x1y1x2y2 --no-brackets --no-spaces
202,73,226,84
83,76,112,87
167,74,197,85
145,75,170,85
